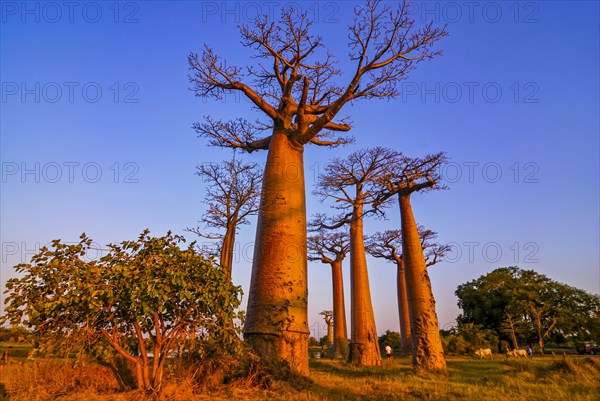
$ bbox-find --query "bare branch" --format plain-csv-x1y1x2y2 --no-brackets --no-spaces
418,228,450,267
365,229,403,262
308,213,352,231
308,230,350,263
299,0,447,143
314,147,403,218
189,159,262,236
309,135,355,148
183,227,223,240
375,152,449,206
190,1,447,151
193,117,271,153
366,226,449,268
188,47,278,119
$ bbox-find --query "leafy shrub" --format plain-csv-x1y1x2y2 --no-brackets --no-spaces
441,323,499,354
2,230,244,393
442,334,470,355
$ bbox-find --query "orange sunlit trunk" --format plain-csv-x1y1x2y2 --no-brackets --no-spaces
399,194,446,371
395,258,412,356
331,260,349,359
220,223,236,279
348,201,381,366
244,130,309,374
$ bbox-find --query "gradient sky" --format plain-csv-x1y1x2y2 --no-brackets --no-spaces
1,1,599,338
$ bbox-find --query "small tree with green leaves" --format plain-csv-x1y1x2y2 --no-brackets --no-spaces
2,230,243,393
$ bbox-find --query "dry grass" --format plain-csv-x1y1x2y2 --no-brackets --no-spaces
1,354,599,401
0,359,121,401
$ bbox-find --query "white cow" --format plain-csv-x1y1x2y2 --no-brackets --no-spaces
506,347,529,358
475,348,493,359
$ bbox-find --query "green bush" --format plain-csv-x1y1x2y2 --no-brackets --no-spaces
442,334,470,355
378,330,401,351
441,323,499,354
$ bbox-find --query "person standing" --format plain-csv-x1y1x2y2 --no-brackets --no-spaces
385,345,393,362
132,340,139,357
1,346,12,365
526,344,533,357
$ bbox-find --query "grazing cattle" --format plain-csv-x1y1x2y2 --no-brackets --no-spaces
475,348,493,359
506,347,529,358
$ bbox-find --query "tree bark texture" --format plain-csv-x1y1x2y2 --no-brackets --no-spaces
220,222,236,278
244,131,309,374
396,259,412,356
399,194,446,371
348,202,381,366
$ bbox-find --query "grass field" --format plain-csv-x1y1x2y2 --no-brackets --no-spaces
1,351,599,401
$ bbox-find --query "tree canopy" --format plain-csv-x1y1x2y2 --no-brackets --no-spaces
189,1,447,151
456,267,600,351
188,159,261,239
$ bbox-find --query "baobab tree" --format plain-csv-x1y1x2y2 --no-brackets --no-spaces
189,1,447,372
308,231,350,359
314,147,403,366
186,159,261,279
366,228,449,356
376,152,448,371
320,310,334,347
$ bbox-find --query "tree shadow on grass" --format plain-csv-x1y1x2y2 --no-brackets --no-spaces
281,369,375,401
293,360,445,401
310,359,395,378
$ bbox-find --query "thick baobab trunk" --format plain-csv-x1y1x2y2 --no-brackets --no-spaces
348,202,381,366
399,194,446,371
396,259,412,356
331,260,349,359
244,131,309,374
219,222,236,279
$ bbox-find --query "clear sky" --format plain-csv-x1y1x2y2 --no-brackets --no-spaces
1,1,599,338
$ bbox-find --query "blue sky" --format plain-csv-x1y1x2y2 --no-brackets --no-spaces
1,1,598,337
